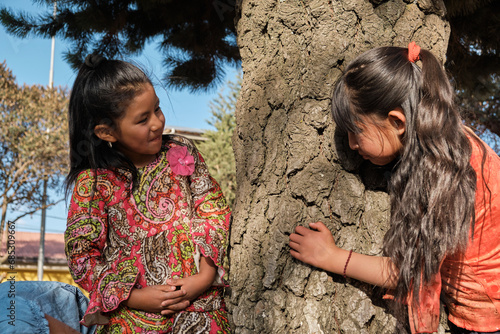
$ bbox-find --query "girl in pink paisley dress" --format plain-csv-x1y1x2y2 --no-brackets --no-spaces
64,54,231,333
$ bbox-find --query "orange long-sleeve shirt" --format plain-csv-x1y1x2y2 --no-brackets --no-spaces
409,135,500,333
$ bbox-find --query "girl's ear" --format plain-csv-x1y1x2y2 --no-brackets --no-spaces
94,124,117,143
388,108,406,135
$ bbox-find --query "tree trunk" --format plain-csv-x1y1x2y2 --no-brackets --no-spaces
230,0,450,333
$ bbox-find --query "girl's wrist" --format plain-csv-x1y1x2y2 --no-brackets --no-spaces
343,249,354,278
197,268,216,287
124,288,139,308
198,256,217,283
327,247,351,276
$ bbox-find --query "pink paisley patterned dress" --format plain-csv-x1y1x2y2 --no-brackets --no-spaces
65,135,231,333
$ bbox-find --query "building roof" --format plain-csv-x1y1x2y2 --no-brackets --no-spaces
163,124,207,142
1,231,66,265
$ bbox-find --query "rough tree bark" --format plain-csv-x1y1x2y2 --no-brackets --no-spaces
229,1,451,333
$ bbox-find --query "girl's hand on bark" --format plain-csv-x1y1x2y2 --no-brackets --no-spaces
289,222,340,272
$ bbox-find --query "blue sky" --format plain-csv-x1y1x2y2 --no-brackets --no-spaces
1,0,239,233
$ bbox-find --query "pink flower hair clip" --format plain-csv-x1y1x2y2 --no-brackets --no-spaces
166,146,195,176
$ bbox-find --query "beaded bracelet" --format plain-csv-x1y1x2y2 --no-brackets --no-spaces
343,249,353,279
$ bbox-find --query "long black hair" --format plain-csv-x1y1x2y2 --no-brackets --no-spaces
65,54,152,195
331,46,478,318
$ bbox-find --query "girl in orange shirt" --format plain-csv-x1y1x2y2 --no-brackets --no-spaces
289,42,500,333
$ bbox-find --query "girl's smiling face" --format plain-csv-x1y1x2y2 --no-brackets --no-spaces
347,110,405,166
111,84,165,168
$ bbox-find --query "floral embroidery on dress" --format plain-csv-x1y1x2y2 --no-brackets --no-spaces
166,145,195,176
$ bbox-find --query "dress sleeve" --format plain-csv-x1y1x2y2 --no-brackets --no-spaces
187,145,231,285
406,272,442,334
64,170,138,326
383,266,442,334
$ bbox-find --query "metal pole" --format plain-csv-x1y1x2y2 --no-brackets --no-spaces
37,180,48,280
49,40,55,87
37,1,57,281
49,1,56,90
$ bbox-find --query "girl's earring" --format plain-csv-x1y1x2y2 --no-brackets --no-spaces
108,141,113,148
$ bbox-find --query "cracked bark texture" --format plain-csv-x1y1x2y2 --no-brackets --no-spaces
230,1,451,333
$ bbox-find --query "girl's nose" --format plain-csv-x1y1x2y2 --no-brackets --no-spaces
151,112,165,131
348,132,359,150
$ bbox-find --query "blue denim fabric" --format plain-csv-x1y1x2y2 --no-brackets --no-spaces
0,280,95,334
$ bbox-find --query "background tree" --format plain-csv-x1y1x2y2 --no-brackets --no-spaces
197,74,240,208
0,0,240,91
0,62,69,253
229,1,458,333
444,0,500,150
460,84,500,153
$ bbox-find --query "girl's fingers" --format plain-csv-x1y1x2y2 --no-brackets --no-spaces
161,293,187,307
290,249,302,261
167,278,183,287
289,240,301,251
289,232,303,244
294,222,326,235
166,289,186,299
309,221,326,231
158,289,187,308
294,225,310,235
153,285,177,292
161,301,190,315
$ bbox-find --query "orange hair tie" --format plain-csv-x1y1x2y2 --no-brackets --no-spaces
407,41,421,63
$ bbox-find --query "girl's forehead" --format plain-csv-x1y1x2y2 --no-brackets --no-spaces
354,113,385,129
129,83,157,103
134,82,155,94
